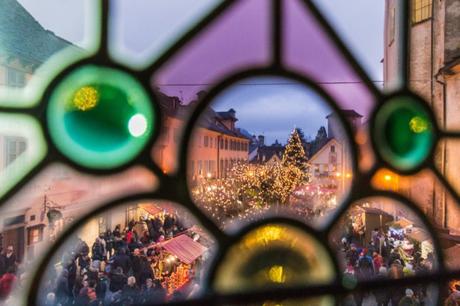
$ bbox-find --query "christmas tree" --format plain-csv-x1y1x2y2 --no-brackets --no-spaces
282,129,310,181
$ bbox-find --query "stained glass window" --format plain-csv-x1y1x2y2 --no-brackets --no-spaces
1,0,460,305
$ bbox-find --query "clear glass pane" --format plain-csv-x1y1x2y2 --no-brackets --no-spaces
109,0,223,68
329,197,439,288
0,164,156,304
187,76,354,230
0,114,46,198
31,201,215,305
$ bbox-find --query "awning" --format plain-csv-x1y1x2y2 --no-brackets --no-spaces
139,203,162,216
361,206,392,216
161,234,208,264
387,218,413,229
406,228,431,242
139,202,177,216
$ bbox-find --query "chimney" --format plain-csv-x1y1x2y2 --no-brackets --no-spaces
258,135,265,146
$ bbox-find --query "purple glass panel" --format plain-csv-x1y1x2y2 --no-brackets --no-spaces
283,0,375,118
152,0,271,104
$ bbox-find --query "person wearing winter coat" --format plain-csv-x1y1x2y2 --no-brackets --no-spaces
91,237,105,262
0,266,16,299
398,288,420,306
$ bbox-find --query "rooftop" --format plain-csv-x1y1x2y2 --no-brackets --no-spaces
0,0,77,68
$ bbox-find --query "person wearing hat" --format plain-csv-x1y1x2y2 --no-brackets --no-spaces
398,288,420,306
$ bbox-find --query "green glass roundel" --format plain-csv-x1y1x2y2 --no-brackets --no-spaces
374,96,434,171
47,65,154,169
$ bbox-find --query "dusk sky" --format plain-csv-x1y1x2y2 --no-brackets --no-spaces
17,0,384,144
211,76,332,144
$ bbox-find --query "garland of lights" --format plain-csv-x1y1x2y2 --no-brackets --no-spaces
192,129,313,227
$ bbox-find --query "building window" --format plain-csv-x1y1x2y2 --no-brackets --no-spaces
225,139,228,150
6,67,26,87
126,206,137,225
30,215,36,221
210,160,215,174
412,0,432,24
220,159,224,177
198,160,203,175
388,7,395,44
27,226,43,245
98,216,107,236
4,136,26,166
204,136,209,147
331,145,335,153
204,160,209,175
219,138,223,149
4,215,25,227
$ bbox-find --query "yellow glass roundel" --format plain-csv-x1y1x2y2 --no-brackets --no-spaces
47,65,155,169
214,223,335,305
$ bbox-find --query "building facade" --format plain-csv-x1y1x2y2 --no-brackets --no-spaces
154,94,250,181
384,0,460,230
308,111,358,196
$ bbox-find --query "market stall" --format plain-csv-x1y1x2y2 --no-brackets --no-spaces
147,234,208,296
387,217,413,236
348,206,393,244
406,227,433,259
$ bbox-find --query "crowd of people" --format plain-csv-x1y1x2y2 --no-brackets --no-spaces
338,223,436,306
38,213,203,306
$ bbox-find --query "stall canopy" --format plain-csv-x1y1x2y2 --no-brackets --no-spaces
406,227,431,242
139,203,162,216
387,218,413,229
162,234,208,264
139,202,177,216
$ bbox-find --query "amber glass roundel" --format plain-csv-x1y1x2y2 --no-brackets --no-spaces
373,96,434,172
213,224,335,292
47,65,155,169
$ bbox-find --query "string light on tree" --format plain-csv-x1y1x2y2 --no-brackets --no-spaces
282,128,311,182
